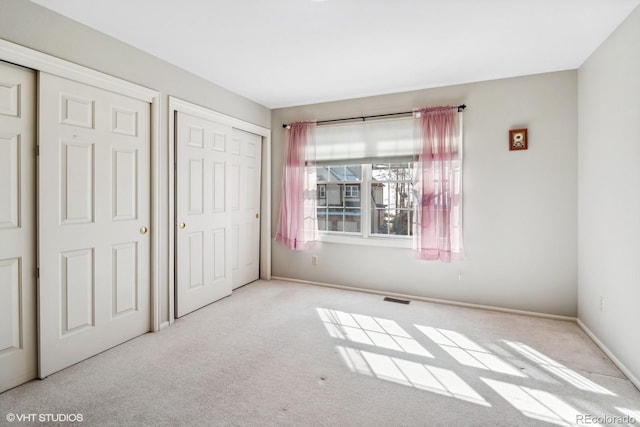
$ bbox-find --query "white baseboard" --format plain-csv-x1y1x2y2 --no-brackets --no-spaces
577,319,640,392
270,276,577,322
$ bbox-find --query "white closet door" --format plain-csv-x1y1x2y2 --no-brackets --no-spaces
231,129,262,289
0,61,36,392
38,73,151,378
175,112,232,317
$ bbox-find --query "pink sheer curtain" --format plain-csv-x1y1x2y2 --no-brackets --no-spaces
413,106,463,262
275,122,318,250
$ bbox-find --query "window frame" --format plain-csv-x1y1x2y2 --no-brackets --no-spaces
344,184,360,199
315,165,363,236
317,184,326,199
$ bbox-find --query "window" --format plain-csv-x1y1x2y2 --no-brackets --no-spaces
316,165,362,233
308,110,463,252
370,162,414,237
345,185,360,198
312,117,417,247
316,162,414,244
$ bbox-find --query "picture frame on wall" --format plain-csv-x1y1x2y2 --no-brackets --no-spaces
509,128,528,151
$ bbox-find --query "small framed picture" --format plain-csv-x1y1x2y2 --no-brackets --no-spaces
509,128,528,151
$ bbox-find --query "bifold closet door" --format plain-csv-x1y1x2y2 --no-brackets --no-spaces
230,129,262,289
175,112,232,317
0,61,37,393
38,72,151,378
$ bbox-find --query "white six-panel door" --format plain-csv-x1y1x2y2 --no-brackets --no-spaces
0,61,37,393
175,112,233,317
38,72,151,378
231,129,262,289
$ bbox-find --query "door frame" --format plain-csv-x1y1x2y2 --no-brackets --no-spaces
168,96,271,325
0,39,163,332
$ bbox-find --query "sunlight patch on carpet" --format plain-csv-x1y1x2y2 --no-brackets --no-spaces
317,308,432,358
415,325,526,377
482,378,592,427
337,345,490,407
504,341,615,396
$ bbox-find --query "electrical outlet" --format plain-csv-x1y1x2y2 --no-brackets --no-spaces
312,255,318,266
599,296,604,312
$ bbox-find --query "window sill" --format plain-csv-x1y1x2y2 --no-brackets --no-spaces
318,233,412,249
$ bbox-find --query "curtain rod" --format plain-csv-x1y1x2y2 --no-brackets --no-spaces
282,104,466,129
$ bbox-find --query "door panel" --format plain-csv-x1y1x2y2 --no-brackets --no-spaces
176,112,232,317
231,129,262,289
0,61,36,393
38,72,150,378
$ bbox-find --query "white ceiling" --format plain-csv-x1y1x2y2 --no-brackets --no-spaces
31,0,640,109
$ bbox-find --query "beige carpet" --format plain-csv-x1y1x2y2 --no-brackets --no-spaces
1,280,639,426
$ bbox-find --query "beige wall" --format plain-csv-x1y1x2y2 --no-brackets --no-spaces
0,0,271,324
272,70,578,316
578,5,640,384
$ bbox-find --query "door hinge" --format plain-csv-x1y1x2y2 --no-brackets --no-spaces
36,267,39,279
36,145,40,156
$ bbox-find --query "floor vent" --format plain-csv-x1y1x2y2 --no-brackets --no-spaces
384,297,410,305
